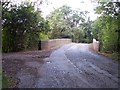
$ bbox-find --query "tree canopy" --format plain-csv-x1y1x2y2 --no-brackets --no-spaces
46,5,92,43
92,2,120,53
2,1,50,52
2,1,119,54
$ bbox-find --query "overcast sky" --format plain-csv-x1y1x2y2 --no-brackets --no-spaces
11,0,100,21
38,0,99,21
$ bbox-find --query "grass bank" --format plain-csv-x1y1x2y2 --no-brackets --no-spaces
99,52,120,61
2,72,17,88
90,43,119,61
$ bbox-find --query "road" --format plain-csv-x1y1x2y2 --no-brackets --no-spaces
29,43,119,88
3,43,119,88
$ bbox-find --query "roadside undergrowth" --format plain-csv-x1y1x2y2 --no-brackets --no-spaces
2,71,17,88
90,44,120,61
99,52,120,61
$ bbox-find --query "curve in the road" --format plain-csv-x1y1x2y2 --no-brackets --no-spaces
34,43,119,88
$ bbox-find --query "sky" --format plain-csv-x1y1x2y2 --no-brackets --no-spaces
11,0,99,21
38,0,99,21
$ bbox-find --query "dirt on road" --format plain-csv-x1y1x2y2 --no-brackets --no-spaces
2,49,54,88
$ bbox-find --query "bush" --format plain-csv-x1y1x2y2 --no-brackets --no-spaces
2,1,49,52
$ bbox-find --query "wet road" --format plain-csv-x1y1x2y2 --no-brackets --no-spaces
16,43,119,88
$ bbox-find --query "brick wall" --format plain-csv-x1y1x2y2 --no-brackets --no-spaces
92,39,100,52
41,39,72,50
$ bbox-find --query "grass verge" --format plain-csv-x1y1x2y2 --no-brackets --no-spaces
90,44,119,61
2,72,17,88
99,52,120,61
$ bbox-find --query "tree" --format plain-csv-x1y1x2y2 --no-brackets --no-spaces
46,5,88,43
93,2,120,52
80,17,93,43
2,1,49,52
46,5,72,38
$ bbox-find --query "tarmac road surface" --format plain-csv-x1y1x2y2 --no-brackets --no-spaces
32,43,119,88
3,43,119,88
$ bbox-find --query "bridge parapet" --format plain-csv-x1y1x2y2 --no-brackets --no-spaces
41,39,72,50
92,39,100,52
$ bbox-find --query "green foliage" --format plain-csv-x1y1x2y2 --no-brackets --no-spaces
101,16,118,52
80,17,93,43
2,1,49,52
39,33,49,40
93,2,120,53
46,5,92,43
2,72,15,88
46,5,72,39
